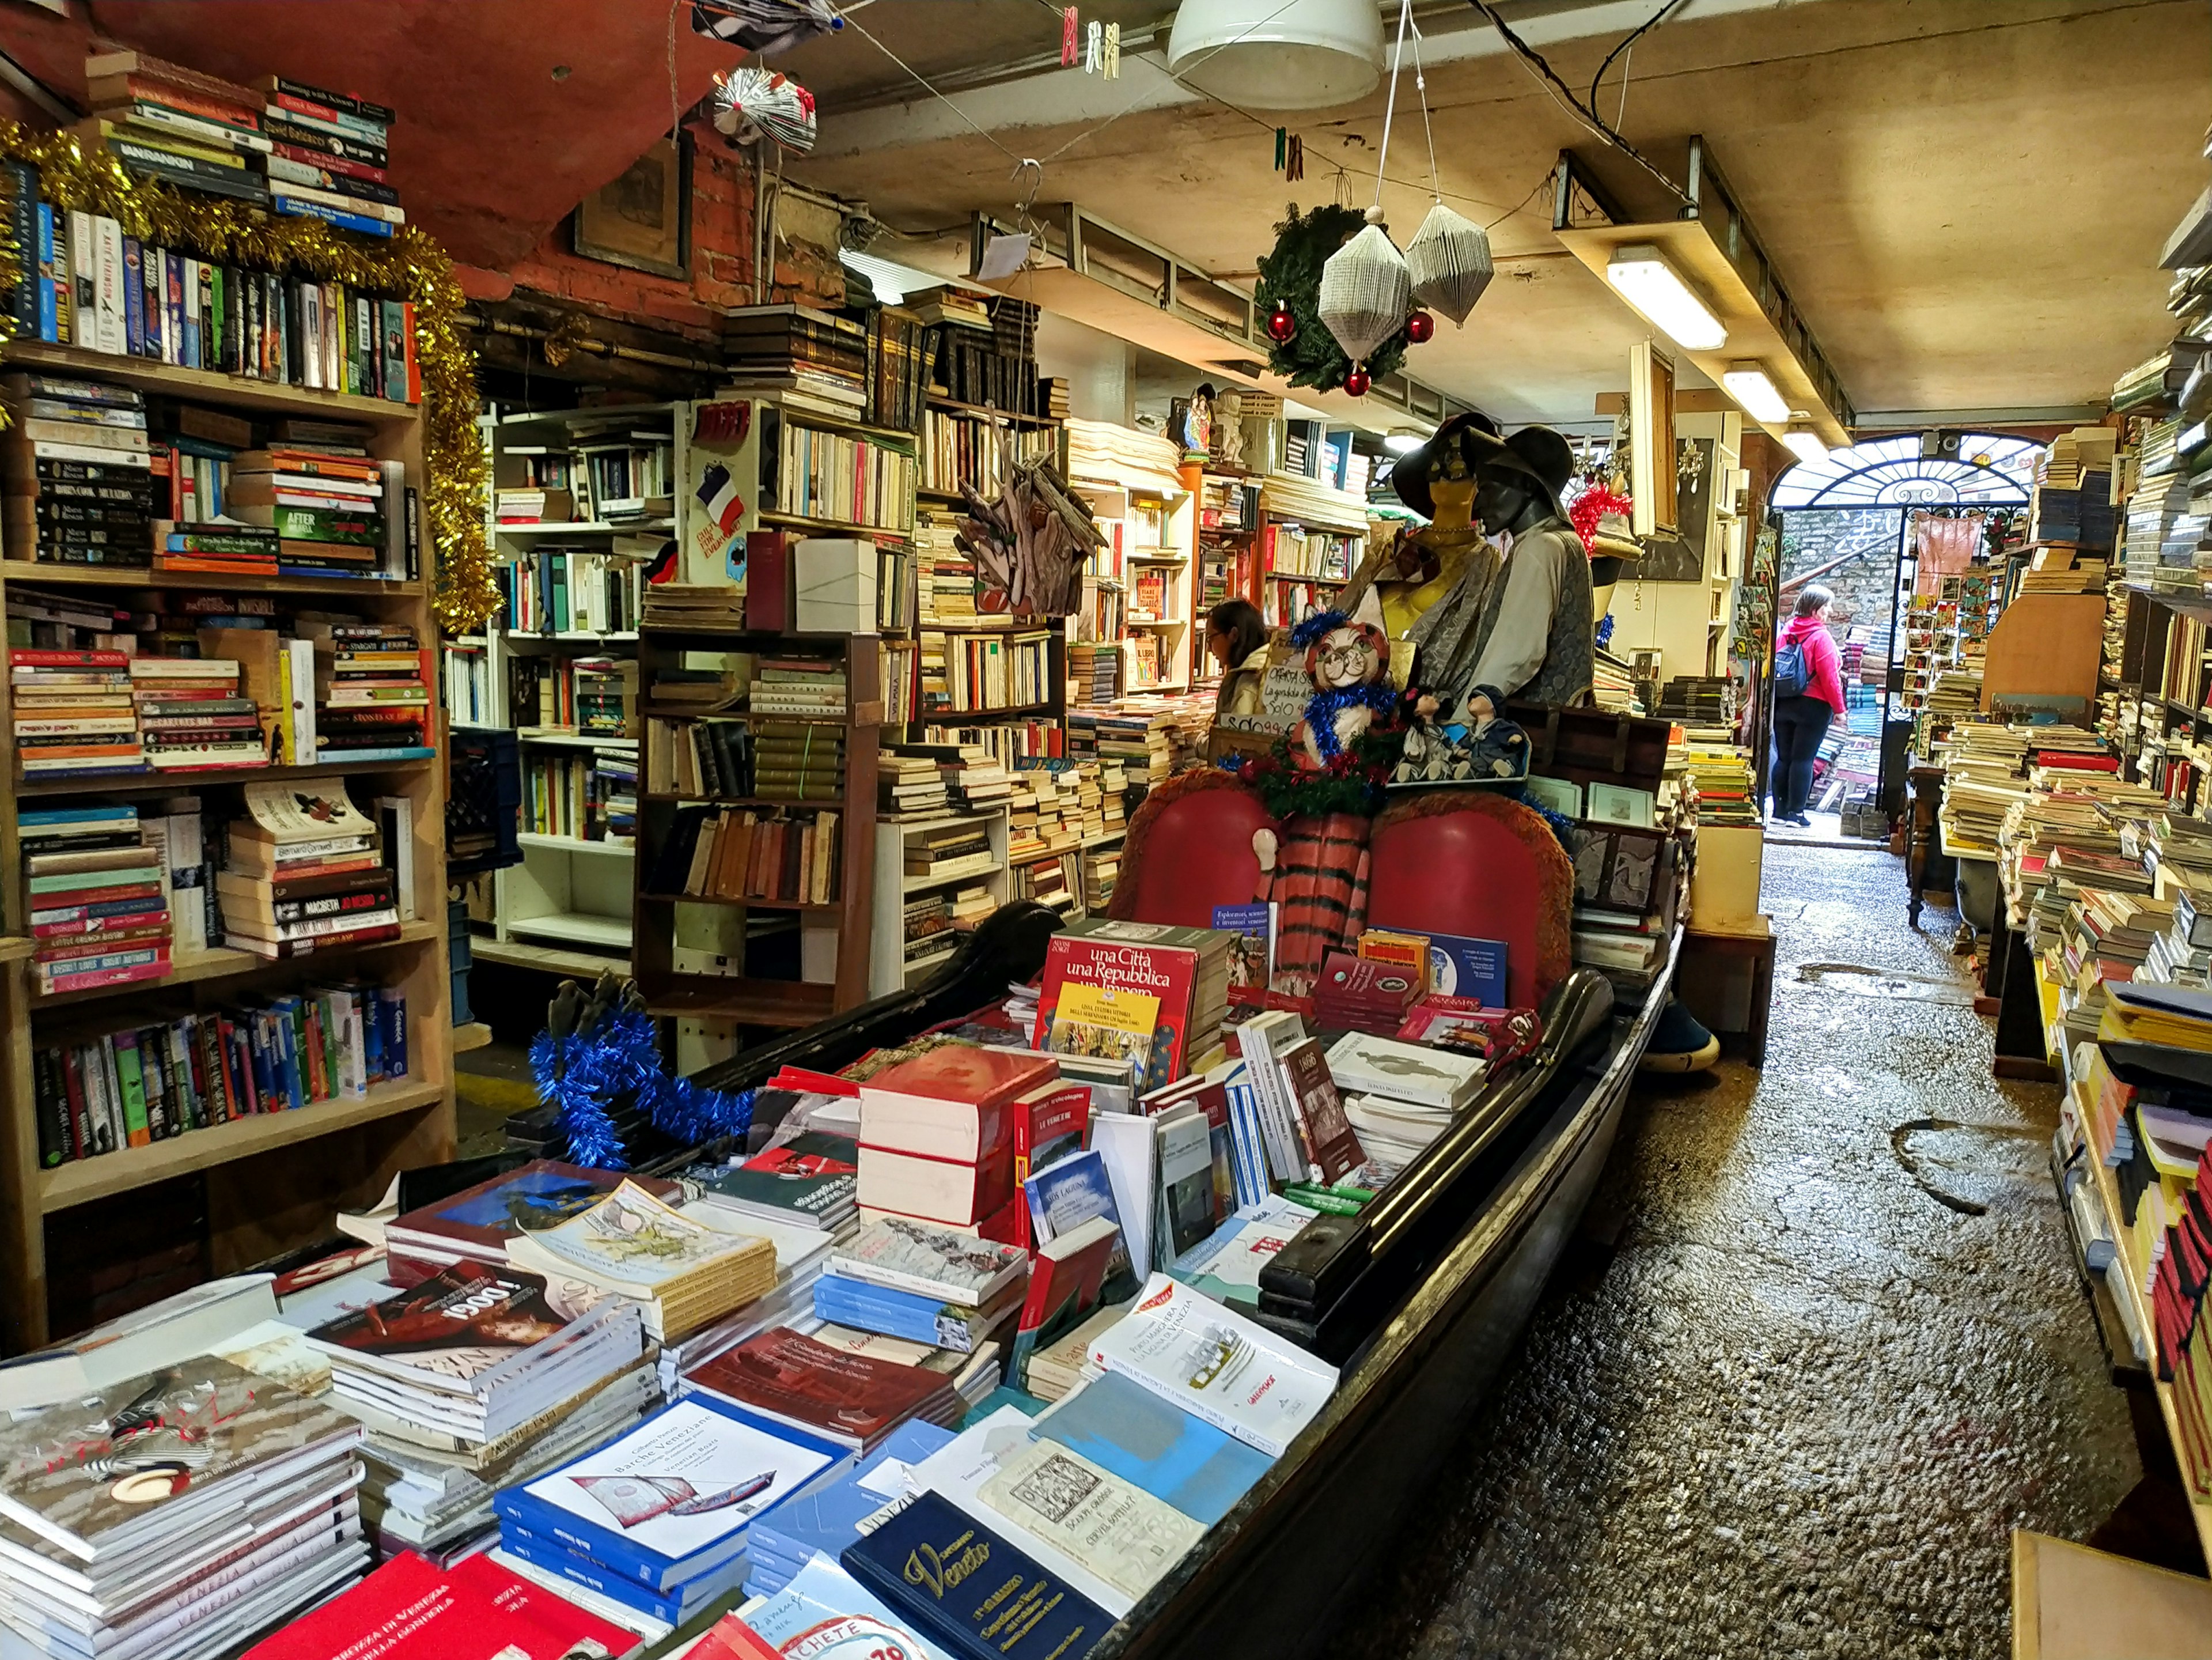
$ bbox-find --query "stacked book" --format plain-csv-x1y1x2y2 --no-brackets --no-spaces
134,652,264,769
723,304,870,417
1036,917,1234,1092
0,373,155,565
877,749,950,817
218,782,400,959
258,74,404,236
240,1545,639,1658
679,1323,967,1455
816,1216,1031,1358
314,621,432,759
379,1159,672,1280
856,1046,1061,1231
692,1123,861,1236
232,441,391,578
743,1420,957,1597
11,647,145,778
1677,743,1760,827
904,818,996,886
641,583,745,630
24,800,170,996
905,740,1013,810
505,1179,779,1343
749,657,847,718
0,1358,368,1660
751,718,844,803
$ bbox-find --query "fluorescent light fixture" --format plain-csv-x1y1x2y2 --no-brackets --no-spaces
1721,362,1790,425
839,248,954,307
1604,244,1727,351
1384,428,1427,453
1781,426,1828,464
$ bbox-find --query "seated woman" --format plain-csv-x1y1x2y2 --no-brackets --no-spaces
1206,597,1271,717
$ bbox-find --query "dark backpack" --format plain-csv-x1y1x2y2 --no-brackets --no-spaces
1772,634,1811,699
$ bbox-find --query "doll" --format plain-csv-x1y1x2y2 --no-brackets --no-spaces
1286,612,1399,771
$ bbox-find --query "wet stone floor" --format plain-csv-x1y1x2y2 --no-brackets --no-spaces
1341,841,2143,1660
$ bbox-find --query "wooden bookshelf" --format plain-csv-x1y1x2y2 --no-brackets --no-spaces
0,339,455,1353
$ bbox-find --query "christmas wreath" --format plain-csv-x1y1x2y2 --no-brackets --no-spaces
1255,202,1411,392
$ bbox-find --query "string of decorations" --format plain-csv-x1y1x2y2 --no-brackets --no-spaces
531,979,755,1169
0,123,499,636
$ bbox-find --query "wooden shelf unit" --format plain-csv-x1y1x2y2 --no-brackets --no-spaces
0,341,455,1353
631,625,881,1026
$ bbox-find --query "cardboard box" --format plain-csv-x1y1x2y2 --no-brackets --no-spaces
1690,824,1764,929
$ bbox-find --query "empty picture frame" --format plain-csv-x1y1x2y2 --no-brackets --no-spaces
1627,338,1678,536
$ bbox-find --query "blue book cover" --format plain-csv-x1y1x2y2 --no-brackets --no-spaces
1425,932,1508,1004
1023,1148,1124,1251
842,1491,1114,1660
1032,1370,1269,1526
811,1275,1007,1351
1210,901,1275,989
1224,1077,1269,1209
494,1396,842,1593
272,196,395,239
35,204,55,342
748,1417,955,1576
497,1529,737,1625
120,237,143,356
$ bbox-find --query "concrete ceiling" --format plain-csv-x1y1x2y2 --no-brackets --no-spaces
780,0,2208,430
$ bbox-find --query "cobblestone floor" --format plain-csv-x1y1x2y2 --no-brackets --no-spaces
1340,844,2143,1659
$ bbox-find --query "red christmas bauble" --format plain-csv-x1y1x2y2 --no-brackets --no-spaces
1406,309,1434,344
1344,365,1372,396
1266,304,1296,344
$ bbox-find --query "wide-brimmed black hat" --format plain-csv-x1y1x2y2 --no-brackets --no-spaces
1465,423,1574,519
1388,411,1501,520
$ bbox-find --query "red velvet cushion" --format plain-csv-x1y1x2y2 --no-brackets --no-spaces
1109,772,1275,928
1365,791,1573,1007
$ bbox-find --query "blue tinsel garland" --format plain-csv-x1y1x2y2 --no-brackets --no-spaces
1288,608,1350,650
1596,612,1616,648
531,1006,756,1170
1300,682,1402,763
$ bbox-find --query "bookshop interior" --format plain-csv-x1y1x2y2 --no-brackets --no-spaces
1,2,2211,1657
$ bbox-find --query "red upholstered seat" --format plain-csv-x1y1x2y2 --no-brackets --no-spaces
1365,791,1573,1007
1108,771,1276,928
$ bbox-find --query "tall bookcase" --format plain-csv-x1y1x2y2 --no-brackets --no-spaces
0,339,454,1352
454,402,680,979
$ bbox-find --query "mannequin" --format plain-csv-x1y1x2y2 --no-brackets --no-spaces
1376,473,1499,642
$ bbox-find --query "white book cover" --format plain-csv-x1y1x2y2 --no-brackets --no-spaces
1086,1275,1337,1459
1322,1030,1484,1112
976,1436,1204,1602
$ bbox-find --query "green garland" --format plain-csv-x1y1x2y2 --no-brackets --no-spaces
1231,721,1406,820
1254,202,1412,392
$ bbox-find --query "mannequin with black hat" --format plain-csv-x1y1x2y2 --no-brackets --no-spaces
1402,422,1594,720
1343,412,1503,644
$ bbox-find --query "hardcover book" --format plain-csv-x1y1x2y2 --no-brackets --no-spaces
1042,982,1160,1071
684,1326,957,1453
827,1215,1029,1308
745,1418,957,1583
495,1397,836,1591
857,1045,1059,1161
1007,1081,1091,1249
1033,934,1202,1092
1274,1037,1366,1185
1008,1216,1120,1389
842,1491,1113,1660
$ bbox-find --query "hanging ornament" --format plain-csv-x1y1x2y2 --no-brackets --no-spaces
711,66,818,153
1062,5,1079,65
1254,203,1411,392
1317,207,1410,366
1102,21,1120,78
1405,309,1433,344
1266,302,1297,344
1344,365,1372,397
1404,201,1494,326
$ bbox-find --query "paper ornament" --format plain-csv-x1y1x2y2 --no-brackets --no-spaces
1317,217,1410,366
1405,202,1493,327
712,66,818,153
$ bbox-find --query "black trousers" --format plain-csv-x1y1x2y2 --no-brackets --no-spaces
1771,695,1835,818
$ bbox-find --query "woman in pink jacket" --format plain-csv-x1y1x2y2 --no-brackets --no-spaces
1771,583,1847,826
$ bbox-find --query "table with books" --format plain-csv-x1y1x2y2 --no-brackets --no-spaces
0,902,1639,1660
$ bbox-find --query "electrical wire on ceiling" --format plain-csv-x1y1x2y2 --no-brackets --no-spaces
1463,0,1691,206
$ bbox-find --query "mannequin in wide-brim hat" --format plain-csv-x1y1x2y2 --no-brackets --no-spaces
1348,412,1506,645
1404,423,1596,723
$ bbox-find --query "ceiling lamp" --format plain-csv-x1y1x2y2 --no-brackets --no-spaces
1721,362,1791,426
1604,244,1726,351
1165,0,1385,111
1781,426,1829,464
1384,428,1427,453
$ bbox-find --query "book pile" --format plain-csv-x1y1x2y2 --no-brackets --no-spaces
10,647,145,778
2147,887,2212,988
914,513,982,626
877,749,950,817
1656,675,1734,724
1036,917,1234,1093
748,656,846,719
918,741,1014,810
904,817,996,886
1170,1193,1327,1310
644,804,841,905
1677,743,1760,826
218,781,400,959
856,1045,1060,1231
380,1159,671,1280
723,304,869,416
817,1215,1030,1356
1082,842,1122,910
0,1358,368,1660
1007,766,1084,862
133,652,264,769
230,439,391,578
0,373,155,565
1939,725,2031,851
653,1218,840,1396
506,1179,779,1343
1023,1303,1124,1402
315,621,431,759
680,1324,967,1455
752,717,844,803
23,800,169,996
305,1263,646,1455
692,1123,861,1235
641,583,745,630
743,1419,956,1597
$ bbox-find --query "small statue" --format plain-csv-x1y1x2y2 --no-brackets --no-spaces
1286,612,1398,770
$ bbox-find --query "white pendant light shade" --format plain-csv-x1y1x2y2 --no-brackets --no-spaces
1318,221,1410,364
1405,202,1493,326
1166,0,1385,111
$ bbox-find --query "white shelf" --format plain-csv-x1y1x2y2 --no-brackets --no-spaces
517,833,635,857
501,402,684,426
507,912,635,949
903,850,1003,891
496,519,674,537
505,631,641,642
516,731,638,749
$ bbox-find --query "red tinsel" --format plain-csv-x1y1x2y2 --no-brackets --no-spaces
1568,484,1634,558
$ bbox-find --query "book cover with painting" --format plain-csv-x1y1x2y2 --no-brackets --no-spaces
303,1264,624,1389
1043,981,1160,1071
1211,902,1276,990
385,1160,679,1264
1035,933,1198,1091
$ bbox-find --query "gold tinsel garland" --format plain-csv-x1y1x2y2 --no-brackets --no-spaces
0,123,498,634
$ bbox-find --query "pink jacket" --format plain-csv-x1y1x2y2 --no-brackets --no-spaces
1780,615,1847,715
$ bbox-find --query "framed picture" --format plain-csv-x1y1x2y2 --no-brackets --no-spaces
573,135,690,279
1627,338,1677,536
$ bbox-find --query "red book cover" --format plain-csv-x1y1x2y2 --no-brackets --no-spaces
1007,1082,1092,1249
1277,1037,1366,1185
1007,1217,1118,1383
746,530,789,630
10,650,130,667
304,1263,605,1383
242,1548,635,1659
384,1160,680,1264
858,1045,1059,1164
1033,935,1200,1092
684,1326,950,1451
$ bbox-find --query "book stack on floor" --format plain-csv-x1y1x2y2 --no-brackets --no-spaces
24,801,169,996
723,304,870,418
855,1045,1061,1233
0,1358,368,1660
487,1393,842,1635
742,1419,956,1597
1,373,155,566
133,652,265,769
12,648,145,778
313,621,432,759
218,781,400,959
505,1179,779,1344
